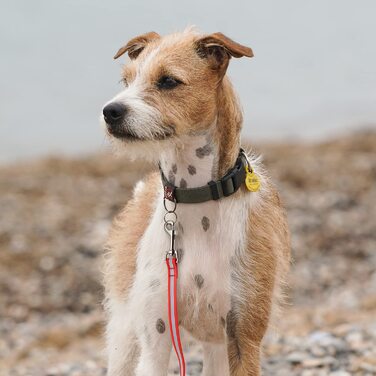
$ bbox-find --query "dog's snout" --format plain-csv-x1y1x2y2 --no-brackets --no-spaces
103,102,127,125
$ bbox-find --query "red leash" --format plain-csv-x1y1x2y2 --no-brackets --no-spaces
163,194,185,376
166,255,186,375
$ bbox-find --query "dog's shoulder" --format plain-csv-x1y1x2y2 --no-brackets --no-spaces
112,171,160,230
104,172,160,300
247,162,290,258
240,150,291,269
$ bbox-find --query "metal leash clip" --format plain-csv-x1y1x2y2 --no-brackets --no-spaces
164,220,179,262
163,197,179,262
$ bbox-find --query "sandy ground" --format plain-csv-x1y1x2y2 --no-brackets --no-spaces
0,131,375,375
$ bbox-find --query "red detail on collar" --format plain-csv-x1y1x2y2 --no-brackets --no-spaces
164,185,175,201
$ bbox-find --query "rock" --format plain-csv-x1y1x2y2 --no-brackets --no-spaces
287,351,309,364
302,356,338,368
310,346,327,357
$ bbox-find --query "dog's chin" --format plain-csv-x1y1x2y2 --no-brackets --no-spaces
108,129,172,142
107,130,176,163
104,118,175,142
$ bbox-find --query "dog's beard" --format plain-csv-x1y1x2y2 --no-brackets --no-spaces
100,118,174,162
100,101,177,162
106,121,174,142
109,136,178,163
117,109,173,140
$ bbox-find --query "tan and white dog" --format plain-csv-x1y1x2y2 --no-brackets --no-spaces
102,28,290,376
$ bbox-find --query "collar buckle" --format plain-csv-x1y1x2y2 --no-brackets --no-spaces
208,180,222,200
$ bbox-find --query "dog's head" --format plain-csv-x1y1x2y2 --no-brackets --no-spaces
101,28,253,160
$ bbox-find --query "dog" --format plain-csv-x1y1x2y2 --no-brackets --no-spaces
101,28,290,376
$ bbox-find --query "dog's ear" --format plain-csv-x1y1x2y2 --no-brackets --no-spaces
195,32,253,73
114,32,161,60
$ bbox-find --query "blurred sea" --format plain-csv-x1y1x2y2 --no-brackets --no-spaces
1,0,375,162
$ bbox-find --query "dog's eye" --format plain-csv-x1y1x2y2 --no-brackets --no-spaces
157,76,182,90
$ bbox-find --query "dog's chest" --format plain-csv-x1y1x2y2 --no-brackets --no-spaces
138,191,249,341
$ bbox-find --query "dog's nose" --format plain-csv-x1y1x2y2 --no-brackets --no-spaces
103,102,127,125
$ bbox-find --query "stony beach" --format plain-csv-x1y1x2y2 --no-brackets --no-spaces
0,131,375,375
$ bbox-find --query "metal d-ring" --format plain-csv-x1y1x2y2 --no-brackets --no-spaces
163,197,177,212
164,211,177,224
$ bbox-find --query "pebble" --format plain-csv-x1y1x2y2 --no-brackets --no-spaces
287,352,308,363
302,356,338,368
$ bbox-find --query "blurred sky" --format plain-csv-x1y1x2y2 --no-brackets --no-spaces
1,0,376,162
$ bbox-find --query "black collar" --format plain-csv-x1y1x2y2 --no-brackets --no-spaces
160,150,248,204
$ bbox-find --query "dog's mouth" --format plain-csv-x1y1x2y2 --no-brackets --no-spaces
107,124,175,142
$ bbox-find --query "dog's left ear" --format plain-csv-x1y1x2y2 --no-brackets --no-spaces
114,32,161,60
195,32,253,73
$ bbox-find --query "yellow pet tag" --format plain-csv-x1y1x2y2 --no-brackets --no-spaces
245,165,261,192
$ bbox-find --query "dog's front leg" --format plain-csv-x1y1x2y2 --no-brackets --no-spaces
134,307,172,376
106,301,140,376
226,235,277,375
226,309,262,376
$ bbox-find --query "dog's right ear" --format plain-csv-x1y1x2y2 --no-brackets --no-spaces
113,32,161,60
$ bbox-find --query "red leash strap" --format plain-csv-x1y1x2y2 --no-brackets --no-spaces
166,256,186,376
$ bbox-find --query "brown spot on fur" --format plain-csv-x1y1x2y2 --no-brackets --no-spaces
201,216,210,231
194,274,204,289
196,144,212,158
187,165,196,175
172,164,177,174
180,178,187,188
156,319,165,334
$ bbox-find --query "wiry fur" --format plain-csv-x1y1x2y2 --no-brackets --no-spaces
102,29,290,376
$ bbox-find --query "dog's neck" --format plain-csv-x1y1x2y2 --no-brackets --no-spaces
159,77,243,189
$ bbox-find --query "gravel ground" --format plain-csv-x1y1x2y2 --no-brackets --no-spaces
0,131,375,375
